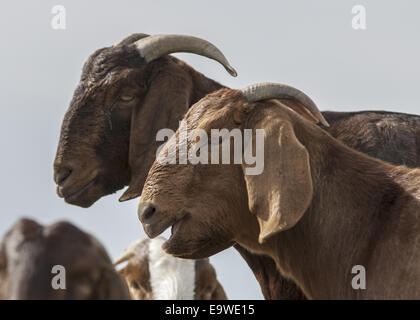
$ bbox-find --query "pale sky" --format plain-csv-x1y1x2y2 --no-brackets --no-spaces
0,0,419,299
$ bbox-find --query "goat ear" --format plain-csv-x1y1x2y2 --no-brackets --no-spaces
278,99,320,125
0,243,5,269
195,260,227,300
242,119,313,244
119,70,192,201
211,281,228,300
0,243,5,295
96,268,131,300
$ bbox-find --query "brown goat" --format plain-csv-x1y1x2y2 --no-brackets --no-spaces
54,34,420,300
138,84,420,299
0,218,130,300
115,237,227,300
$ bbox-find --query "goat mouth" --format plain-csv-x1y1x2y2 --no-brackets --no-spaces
143,216,185,240
57,177,97,201
170,220,183,238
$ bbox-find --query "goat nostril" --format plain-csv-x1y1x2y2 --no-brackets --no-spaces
55,167,72,185
140,204,156,223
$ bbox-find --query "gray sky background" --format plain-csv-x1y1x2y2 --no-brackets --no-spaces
0,1,419,299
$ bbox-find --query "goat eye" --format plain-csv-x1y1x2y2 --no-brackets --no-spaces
120,95,135,102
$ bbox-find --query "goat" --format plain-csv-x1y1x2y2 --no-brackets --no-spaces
53,33,236,208
0,218,130,299
138,83,420,299
53,33,420,300
114,237,227,300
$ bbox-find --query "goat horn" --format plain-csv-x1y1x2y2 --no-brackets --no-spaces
113,238,147,266
134,34,237,77
113,251,134,266
115,33,150,46
241,82,329,127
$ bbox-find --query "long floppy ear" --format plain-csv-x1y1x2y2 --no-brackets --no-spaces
242,118,313,244
96,268,131,300
119,69,193,201
194,259,228,300
0,243,5,270
0,243,5,297
211,281,228,300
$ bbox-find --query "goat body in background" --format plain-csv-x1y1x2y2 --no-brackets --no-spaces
0,218,130,300
115,237,227,300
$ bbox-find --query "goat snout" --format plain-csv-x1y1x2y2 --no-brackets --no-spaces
54,166,73,186
138,202,176,238
138,203,156,224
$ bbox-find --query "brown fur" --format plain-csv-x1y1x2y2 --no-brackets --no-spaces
234,244,306,299
139,88,420,299
194,259,227,300
54,37,420,300
237,109,420,299
0,218,130,300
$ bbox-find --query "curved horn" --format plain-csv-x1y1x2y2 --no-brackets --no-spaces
115,33,150,46
134,34,237,77
241,82,329,127
114,251,134,266
113,238,148,266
